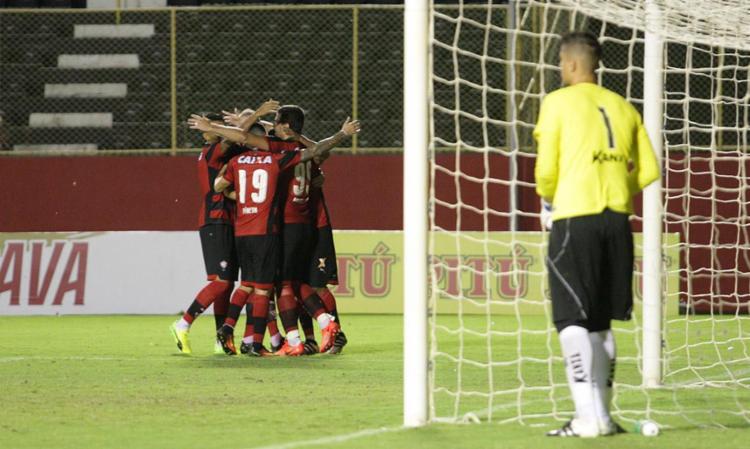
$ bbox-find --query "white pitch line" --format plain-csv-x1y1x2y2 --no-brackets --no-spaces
0,355,402,364
0,356,137,363
250,426,405,449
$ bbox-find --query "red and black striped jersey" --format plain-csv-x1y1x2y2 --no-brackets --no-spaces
223,150,302,236
265,135,303,154
197,142,245,228
279,160,314,224
265,136,313,224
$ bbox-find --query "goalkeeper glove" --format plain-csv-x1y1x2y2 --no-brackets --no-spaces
540,199,554,231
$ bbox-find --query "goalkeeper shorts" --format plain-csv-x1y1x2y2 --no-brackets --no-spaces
546,209,634,332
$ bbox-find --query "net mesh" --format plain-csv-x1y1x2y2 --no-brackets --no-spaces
428,0,750,428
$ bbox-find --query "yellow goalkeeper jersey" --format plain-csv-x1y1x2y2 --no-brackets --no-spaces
533,82,660,220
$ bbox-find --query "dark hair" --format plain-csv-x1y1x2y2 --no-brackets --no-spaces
276,105,305,134
560,32,601,69
248,122,266,137
203,112,223,122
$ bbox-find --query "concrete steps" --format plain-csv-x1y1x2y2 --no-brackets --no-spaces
20,21,164,151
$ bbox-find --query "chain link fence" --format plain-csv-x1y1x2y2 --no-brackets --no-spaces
0,5,403,153
1,3,744,154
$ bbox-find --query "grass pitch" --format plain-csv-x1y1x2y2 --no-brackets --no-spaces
0,314,747,449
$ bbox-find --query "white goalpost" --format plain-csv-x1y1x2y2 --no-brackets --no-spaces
404,0,750,429
641,0,664,389
403,0,430,428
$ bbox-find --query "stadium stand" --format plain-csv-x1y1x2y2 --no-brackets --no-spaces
0,3,410,150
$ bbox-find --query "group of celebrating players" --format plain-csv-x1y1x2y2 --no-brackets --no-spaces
169,100,361,357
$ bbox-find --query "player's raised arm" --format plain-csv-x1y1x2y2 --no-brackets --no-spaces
221,108,250,128
300,117,361,162
297,134,331,165
297,134,316,148
188,115,269,150
223,99,279,132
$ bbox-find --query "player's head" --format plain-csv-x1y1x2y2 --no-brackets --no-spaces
274,105,305,140
202,112,224,142
559,32,601,85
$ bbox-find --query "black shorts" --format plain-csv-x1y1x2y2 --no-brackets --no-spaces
280,223,314,282
235,234,280,288
547,209,634,333
308,225,339,288
199,224,238,281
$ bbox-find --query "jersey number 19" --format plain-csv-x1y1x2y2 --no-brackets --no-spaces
238,169,268,204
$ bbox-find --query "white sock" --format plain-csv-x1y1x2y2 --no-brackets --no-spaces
242,336,253,344
316,313,333,329
589,329,616,424
559,325,596,424
176,318,190,331
270,333,282,347
286,330,301,347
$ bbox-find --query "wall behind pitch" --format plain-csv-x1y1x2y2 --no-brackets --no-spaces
0,230,680,315
0,154,406,232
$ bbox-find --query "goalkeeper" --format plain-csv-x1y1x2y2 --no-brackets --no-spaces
534,32,660,437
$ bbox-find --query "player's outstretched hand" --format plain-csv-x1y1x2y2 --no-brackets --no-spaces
188,114,212,132
341,117,361,136
222,108,244,127
256,99,280,116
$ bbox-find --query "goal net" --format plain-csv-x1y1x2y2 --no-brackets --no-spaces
426,0,750,428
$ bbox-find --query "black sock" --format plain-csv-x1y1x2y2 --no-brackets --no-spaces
186,300,206,320
214,314,226,331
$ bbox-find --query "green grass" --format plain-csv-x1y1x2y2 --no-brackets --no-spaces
0,314,748,449
431,314,750,428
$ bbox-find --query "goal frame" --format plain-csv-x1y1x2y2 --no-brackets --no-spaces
402,0,665,426
403,0,430,428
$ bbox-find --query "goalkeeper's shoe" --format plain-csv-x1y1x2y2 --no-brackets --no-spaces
170,320,192,355
546,419,599,438
327,332,348,355
303,339,319,355
319,321,341,353
216,326,237,356
239,341,251,355
599,419,627,436
275,341,305,357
